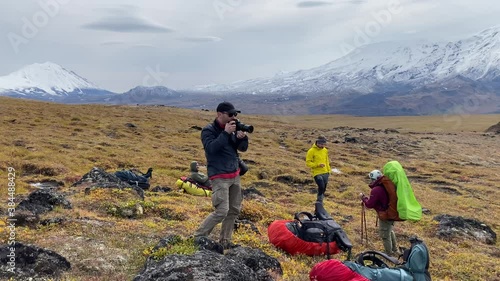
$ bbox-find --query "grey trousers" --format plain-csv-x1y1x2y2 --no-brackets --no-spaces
379,219,398,255
194,177,242,243
314,173,329,202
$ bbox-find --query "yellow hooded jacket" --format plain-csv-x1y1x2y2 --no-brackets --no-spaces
306,143,331,177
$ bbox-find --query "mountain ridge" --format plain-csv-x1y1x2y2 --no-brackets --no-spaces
0,26,499,116
192,25,500,96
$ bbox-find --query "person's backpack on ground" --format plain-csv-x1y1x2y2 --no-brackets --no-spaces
115,168,152,190
344,236,431,281
176,176,212,197
268,202,352,258
293,202,353,258
382,161,422,221
309,237,431,281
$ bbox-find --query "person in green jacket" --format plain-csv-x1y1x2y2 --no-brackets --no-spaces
306,136,331,202
190,161,211,187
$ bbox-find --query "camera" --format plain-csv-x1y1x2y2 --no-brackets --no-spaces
235,119,254,133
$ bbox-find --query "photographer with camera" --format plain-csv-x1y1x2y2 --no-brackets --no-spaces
194,101,250,250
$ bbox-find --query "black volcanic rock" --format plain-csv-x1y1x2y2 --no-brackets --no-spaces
0,242,71,279
433,214,496,245
17,189,72,215
485,122,500,134
134,235,282,281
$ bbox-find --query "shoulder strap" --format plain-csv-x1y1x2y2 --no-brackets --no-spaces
356,250,402,267
314,202,333,220
294,211,314,222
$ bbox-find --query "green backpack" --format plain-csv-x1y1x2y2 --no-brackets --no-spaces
383,161,422,221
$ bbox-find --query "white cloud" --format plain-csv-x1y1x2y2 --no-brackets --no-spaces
100,41,124,46
81,5,174,33
179,36,222,42
0,0,499,92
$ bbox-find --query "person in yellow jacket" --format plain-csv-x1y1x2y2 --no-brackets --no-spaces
306,136,331,202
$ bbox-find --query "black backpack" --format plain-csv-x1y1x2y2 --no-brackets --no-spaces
291,202,353,258
115,168,152,190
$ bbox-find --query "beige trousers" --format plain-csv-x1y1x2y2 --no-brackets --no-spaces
194,177,242,243
379,219,398,255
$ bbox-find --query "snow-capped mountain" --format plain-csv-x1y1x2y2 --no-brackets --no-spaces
1,27,498,116
194,26,500,96
0,62,112,99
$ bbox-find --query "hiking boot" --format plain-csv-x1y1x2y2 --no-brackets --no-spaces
194,236,223,254
220,240,240,250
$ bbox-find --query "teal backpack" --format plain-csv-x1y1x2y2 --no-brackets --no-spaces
344,237,431,281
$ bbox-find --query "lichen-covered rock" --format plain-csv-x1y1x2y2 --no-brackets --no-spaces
10,209,40,227
17,189,72,215
485,122,500,134
0,242,71,279
134,235,282,281
134,250,259,281
72,167,144,199
225,247,283,281
434,214,496,244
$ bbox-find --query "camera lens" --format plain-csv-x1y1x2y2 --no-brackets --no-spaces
236,120,254,133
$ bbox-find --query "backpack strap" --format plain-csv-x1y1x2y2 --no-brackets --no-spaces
186,177,197,185
184,177,211,197
314,202,333,220
294,211,314,222
355,250,402,267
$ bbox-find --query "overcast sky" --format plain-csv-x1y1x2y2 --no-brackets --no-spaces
1,0,499,92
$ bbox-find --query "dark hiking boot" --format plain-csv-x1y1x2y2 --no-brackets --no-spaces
194,236,223,254
220,240,241,250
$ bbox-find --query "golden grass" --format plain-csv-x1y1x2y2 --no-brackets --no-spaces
0,96,499,281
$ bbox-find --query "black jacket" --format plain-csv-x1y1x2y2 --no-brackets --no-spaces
202,119,249,177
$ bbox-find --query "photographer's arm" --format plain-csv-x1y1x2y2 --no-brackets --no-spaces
235,131,248,152
201,127,231,154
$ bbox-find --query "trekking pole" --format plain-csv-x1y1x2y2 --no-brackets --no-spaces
363,205,368,244
361,202,368,245
360,202,363,243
